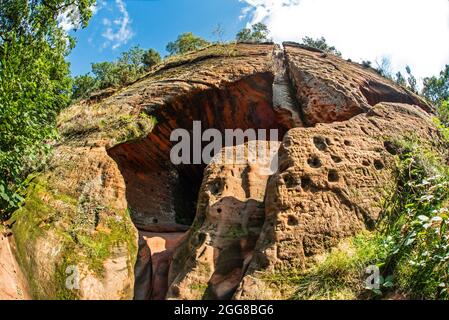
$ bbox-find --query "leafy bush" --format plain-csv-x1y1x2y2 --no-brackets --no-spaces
423,65,449,106
236,23,270,43
72,46,161,100
377,140,449,299
142,48,161,70
0,0,94,219
166,32,210,55
301,36,341,56
72,74,98,100
0,35,72,218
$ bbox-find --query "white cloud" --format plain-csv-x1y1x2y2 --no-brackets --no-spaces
101,0,134,50
58,2,104,32
240,0,449,81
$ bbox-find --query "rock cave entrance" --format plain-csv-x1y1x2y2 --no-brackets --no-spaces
107,72,295,300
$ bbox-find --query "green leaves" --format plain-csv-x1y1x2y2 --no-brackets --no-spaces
0,1,94,218
301,36,342,56
378,140,449,299
166,32,210,55
72,46,162,100
423,65,449,106
236,23,270,43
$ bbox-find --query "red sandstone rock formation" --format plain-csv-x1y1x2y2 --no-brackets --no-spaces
3,42,440,300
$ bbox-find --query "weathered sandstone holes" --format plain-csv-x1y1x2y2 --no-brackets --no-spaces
307,155,322,168
362,159,371,167
300,176,312,191
313,136,328,151
384,140,399,155
287,215,299,226
374,159,385,170
283,173,300,189
107,72,292,299
210,179,224,196
331,155,343,163
328,169,340,182
344,140,352,146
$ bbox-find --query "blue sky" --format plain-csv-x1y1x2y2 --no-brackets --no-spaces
67,0,248,76
67,0,449,83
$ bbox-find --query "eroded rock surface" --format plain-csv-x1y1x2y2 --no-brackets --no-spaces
167,142,280,300
284,43,431,125
3,42,440,300
234,103,441,299
0,232,30,300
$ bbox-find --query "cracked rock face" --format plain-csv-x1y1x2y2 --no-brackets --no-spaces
4,42,441,300
234,103,440,299
166,142,280,300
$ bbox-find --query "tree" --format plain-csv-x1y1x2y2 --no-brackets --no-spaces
74,46,161,98
439,100,449,127
166,32,210,55
406,65,418,93
236,23,270,43
422,65,449,105
91,61,121,89
251,23,270,42
72,74,98,100
301,36,341,56
362,60,372,68
92,46,147,89
375,57,393,79
142,48,161,70
395,71,407,87
0,0,95,217
236,28,252,42
212,24,225,44
0,0,93,42
422,65,449,126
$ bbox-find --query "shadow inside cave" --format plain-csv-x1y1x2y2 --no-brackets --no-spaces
106,72,292,300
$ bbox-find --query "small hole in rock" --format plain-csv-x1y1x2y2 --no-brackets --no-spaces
217,208,222,214
384,141,398,155
307,156,322,168
374,160,385,170
287,215,299,226
328,169,340,182
344,140,352,146
152,218,159,224
210,180,223,195
301,176,312,191
362,160,371,167
331,155,343,163
313,137,328,151
283,173,299,189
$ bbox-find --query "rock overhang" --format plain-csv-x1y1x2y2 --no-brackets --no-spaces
6,42,440,300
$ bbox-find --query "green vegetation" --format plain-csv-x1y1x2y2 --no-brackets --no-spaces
260,134,449,300
369,56,419,93
0,0,95,219
261,233,388,300
166,32,210,55
236,23,270,42
72,46,161,100
423,65,449,126
11,177,137,299
300,36,341,56
377,139,449,299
